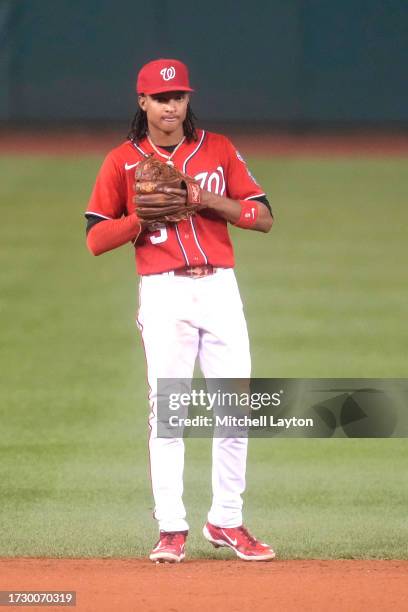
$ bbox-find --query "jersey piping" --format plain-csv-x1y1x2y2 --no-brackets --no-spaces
85,211,113,220
189,217,208,264
132,142,149,158
244,193,266,200
182,131,206,173
174,224,190,266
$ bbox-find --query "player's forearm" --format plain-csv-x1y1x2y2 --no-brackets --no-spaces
201,190,273,233
86,214,142,256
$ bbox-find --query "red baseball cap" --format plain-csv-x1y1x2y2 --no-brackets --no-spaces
136,58,194,95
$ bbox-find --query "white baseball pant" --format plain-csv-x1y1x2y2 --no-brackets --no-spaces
137,268,251,532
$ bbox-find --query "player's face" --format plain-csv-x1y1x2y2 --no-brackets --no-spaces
139,92,189,139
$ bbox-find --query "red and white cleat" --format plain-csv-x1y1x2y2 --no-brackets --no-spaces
149,530,188,563
203,522,275,561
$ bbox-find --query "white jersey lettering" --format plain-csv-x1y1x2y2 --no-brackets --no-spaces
150,226,168,245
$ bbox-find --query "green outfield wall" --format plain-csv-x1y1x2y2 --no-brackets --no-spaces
0,0,407,124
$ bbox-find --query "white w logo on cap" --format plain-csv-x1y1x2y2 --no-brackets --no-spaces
160,66,176,81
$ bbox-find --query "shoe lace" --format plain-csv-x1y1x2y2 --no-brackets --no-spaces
238,526,259,547
163,532,177,544
161,531,186,545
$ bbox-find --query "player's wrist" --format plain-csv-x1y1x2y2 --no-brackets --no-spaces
129,211,146,232
199,189,219,210
233,200,259,228
201,191,242,221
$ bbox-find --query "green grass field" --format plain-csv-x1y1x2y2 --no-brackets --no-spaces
1,154,407,559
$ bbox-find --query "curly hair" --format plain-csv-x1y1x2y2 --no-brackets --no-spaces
127,104,198,144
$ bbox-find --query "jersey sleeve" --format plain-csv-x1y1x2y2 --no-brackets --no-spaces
223,137,266,201
85,151,126,220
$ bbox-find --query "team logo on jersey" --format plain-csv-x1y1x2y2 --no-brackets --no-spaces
194,167,226,196
160,66,176,81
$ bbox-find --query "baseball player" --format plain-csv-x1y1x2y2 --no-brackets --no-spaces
85,58,275,563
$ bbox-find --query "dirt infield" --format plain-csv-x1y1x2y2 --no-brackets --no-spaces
1,129,408,157
0,559,407,611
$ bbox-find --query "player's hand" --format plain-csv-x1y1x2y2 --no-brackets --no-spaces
198,189,212,208
160,186,212,208
160,186,187,200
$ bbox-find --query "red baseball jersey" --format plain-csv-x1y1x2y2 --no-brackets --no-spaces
86,129,266,275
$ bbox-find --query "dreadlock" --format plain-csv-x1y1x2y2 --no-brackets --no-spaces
127,104,198,144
